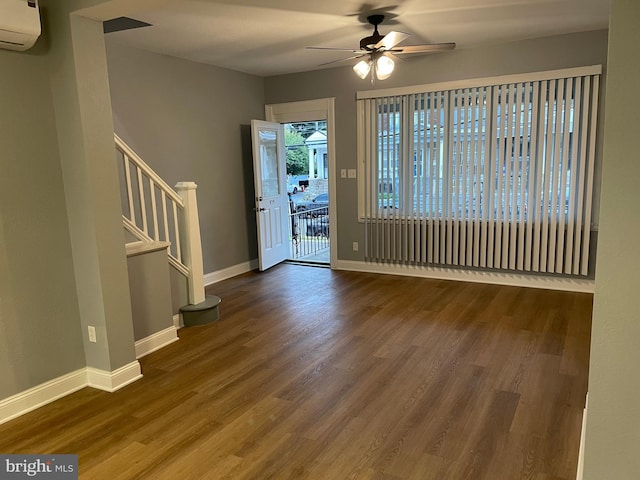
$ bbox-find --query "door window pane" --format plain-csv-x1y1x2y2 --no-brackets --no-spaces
259,129,280,197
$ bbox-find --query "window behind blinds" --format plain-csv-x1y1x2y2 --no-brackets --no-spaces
357,66,601,276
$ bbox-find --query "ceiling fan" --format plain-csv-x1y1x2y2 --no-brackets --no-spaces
308,14,455,83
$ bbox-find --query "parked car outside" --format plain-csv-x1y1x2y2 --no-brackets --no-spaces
296,192,329,216
306,215,329,237
286,182,299,194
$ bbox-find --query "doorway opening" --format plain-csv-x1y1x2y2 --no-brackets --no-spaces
284,120,330,265
265,98,336,268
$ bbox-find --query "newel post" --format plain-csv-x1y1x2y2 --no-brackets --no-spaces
175,182,206,305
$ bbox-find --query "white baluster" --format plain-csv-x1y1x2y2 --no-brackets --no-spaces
150,179,159,241
137,166,148,235
123,153,134,221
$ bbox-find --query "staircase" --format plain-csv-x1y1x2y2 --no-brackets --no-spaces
115,134,220,324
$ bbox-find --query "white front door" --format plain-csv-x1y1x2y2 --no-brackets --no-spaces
251,120,290,271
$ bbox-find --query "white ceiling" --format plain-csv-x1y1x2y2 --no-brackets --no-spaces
104,0,611,77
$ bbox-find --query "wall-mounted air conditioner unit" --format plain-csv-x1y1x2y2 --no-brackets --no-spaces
0,0,41,51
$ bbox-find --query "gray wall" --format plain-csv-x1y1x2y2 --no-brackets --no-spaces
0,0,138,399
584,1,640,478
169,267,188,316
105,39,266,274
264,30,609,263
127,249,173,341
0,37,85,399
45,2,137,372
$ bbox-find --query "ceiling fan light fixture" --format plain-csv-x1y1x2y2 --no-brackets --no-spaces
353,59,372,79
375,55,395,80
309,14,454,82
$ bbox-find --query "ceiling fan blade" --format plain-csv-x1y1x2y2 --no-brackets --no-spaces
390,43,456,54
383,52,402,63
375,31,410,50
317,54,366,67
307,46,365,54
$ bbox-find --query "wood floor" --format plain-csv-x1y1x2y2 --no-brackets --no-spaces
0,264,592,479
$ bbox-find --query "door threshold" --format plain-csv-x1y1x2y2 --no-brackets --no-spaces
285,260,330,268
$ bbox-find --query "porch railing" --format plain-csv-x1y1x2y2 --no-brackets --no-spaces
289,207,330,261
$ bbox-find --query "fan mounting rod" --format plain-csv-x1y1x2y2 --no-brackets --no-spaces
360,14,386,50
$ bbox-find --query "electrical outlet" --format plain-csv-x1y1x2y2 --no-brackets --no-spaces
88,325,97,343
348,169,357,179
353,241,359,252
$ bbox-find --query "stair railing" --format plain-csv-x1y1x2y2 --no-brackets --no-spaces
115,134,205,304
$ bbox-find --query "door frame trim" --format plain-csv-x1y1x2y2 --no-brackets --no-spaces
265,98,337,268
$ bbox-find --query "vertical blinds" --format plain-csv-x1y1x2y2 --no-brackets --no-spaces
358,66,601,276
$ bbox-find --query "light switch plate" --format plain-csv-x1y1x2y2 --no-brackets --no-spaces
348,169,357,178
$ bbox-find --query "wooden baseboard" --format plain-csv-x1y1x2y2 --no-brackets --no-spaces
135,326,179,359
86,361,142,393
204,259,258,286
334,260,595,293
0,369,88,426
0,362,146,425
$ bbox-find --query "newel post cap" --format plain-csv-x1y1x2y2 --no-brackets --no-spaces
175,181,198,191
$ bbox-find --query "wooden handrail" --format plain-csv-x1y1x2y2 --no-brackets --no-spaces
115,133,184,206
